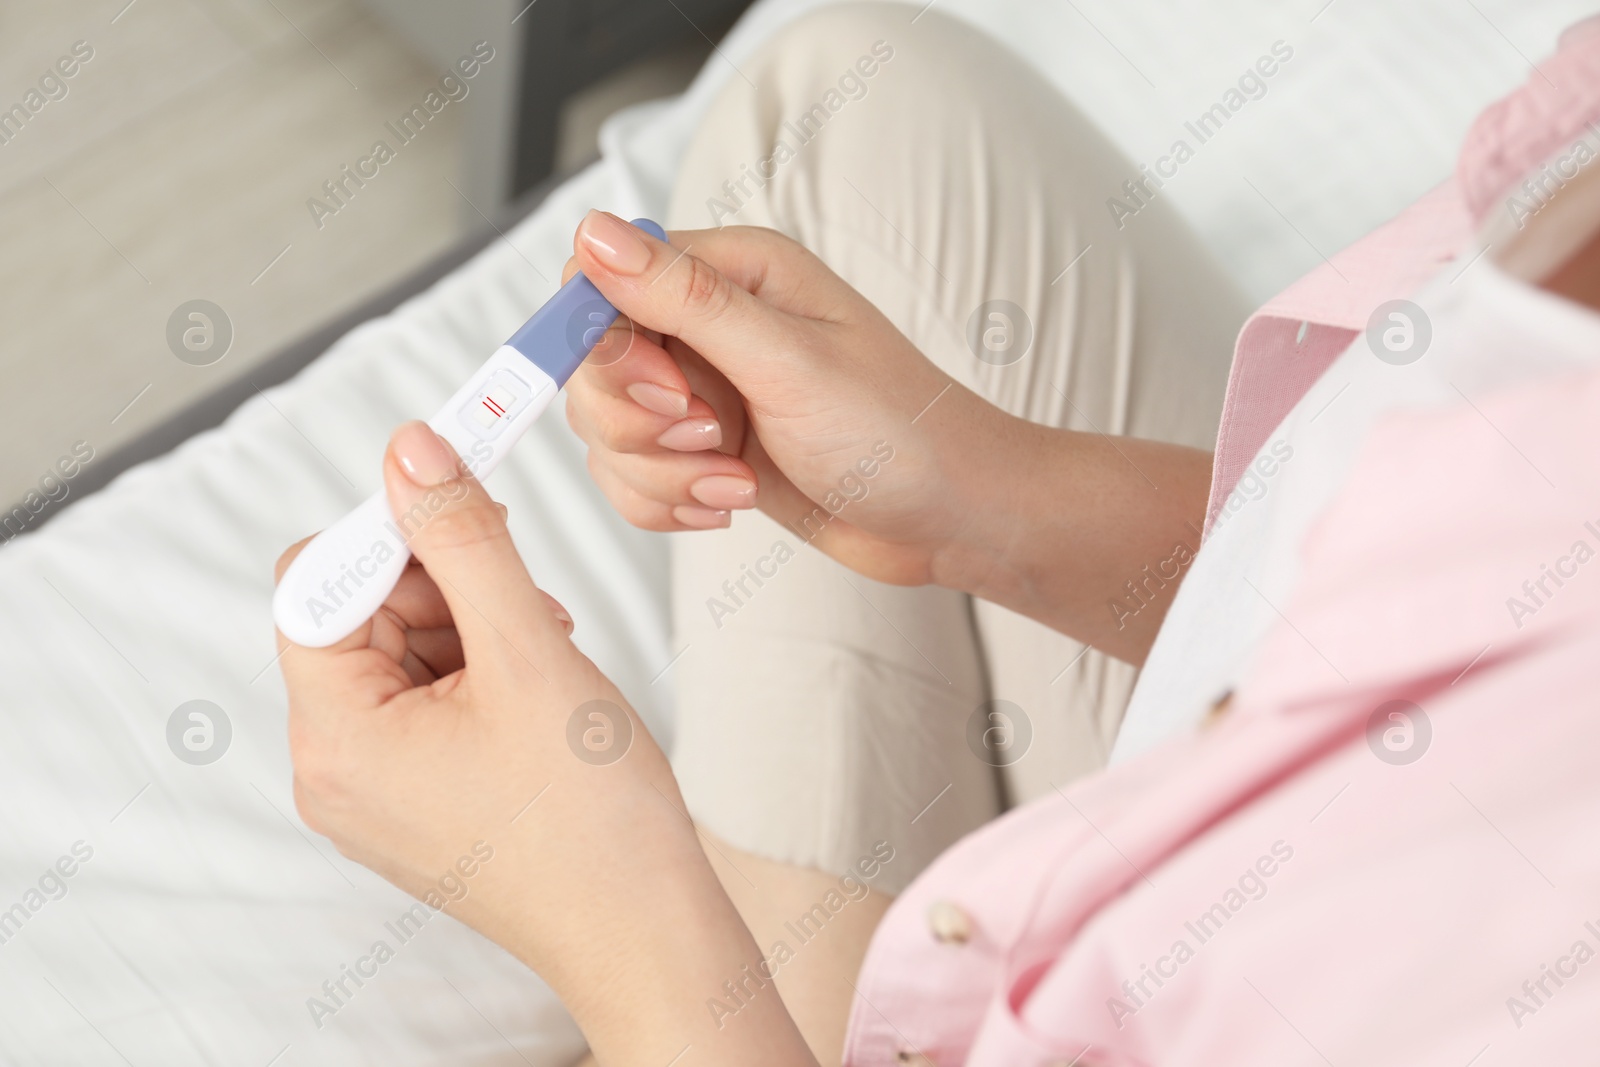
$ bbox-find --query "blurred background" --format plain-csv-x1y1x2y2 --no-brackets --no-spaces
0,0,750,525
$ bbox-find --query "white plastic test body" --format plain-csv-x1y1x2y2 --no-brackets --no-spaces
273,217,666,648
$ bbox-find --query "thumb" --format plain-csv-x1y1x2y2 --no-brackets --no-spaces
383,421,565,672
572,210,804,385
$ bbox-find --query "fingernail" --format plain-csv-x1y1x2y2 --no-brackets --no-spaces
674,504,731,529
579,210,651,275
552,604,573,633
690,475,757,510
657,418,722,451
394,421,458,486
626,381,690,418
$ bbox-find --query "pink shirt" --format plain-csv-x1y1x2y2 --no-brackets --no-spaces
843,21,1600,1067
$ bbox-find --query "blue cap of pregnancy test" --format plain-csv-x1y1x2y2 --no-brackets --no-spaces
505,217,667,387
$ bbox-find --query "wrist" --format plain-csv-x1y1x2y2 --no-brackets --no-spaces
578,871,816,1067
924,387,1215,662
924,389,1049,603
496,828,816,1067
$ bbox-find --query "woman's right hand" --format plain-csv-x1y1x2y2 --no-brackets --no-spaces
564,212,1216,665
562,211,1004,587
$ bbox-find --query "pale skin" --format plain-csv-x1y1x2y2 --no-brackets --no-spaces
276,211,1217,1067
274,146,1600,1066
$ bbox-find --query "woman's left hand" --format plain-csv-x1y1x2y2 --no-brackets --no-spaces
275,421,815,1067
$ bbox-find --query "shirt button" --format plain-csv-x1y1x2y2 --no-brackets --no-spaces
927,900,972,944
1203,689,1234,728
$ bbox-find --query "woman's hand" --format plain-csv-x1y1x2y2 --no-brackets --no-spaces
563,212,1218,664
275,422,815,1067
563,212,998,587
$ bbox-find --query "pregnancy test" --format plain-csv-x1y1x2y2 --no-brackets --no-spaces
273,217,664,647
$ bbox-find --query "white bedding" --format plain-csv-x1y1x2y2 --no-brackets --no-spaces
1,1,1591,1062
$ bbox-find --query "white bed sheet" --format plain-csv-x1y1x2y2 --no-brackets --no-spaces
0,1,1591,1063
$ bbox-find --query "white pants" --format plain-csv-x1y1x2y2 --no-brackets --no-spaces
665,3,1252,892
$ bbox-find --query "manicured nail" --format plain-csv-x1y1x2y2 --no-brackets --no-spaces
551,604,573,633
657,418,722,451
690,475,756,510
626,381,690,418
578,210,651,275
393,421,458,486
674,504,731,529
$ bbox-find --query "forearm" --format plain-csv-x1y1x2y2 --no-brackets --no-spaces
505,846,818,1067
932,391,1212,664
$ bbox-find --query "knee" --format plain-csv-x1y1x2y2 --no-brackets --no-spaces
674,5,910,228
752,2,907,87
671,3,990,234
739,3,1016,165
748,3,1011,110
740,4,908,151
